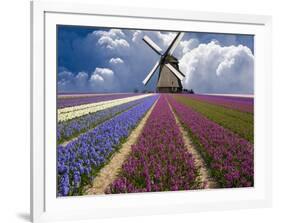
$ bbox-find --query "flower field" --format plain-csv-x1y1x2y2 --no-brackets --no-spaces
57,96,151,143
108,96,203,193
57,93,254,197
58,94,152,122
57,95,158,196
58,93,140,108
167,95,254,188
174,95,254,143
183,94,253,113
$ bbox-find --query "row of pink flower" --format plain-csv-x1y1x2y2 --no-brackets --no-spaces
108,95,203,194
58,93,141,108
182,94,253,113
167,95,254,188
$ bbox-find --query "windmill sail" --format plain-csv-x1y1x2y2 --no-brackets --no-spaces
143,35,163,55
165,63,185,81
164,32,185,56
142,60,161,85
142,32,186,93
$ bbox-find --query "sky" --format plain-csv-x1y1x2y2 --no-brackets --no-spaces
57,25,254,94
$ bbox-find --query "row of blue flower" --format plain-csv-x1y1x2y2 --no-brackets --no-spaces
57,97,148,144
57,95,158,196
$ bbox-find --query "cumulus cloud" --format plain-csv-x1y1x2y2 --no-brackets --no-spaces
58,68,118,93
75,71,88,82
58,70,89,92
58,70,74,81
58,26,254,94
156,31,176,46
132,30,142,42
58,70,74,89
89,67,120,92
92,29,130,50
109,57,124,64
131,30,177,50
179,39,200,54
94,29,125,38
58,29,166,93
97,37,129,49
90,74,104,82
179,41,254,94
92,67,114,77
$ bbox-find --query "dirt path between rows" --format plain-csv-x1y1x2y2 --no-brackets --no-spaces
85,98,158,195
167,99,218,189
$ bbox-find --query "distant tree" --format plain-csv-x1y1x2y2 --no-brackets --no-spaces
182,88,195,94
134,88,139,93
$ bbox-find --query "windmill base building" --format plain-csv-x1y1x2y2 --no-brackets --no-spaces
156,55,183,93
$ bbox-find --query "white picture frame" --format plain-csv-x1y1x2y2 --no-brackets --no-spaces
31,1,272,222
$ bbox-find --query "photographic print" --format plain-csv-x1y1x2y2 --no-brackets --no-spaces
57,25,254,197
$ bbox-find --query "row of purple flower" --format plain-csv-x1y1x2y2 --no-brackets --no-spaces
167,95,254,187
184,94,253,113
58,93,140,108
57,95,158,196
57,97,148,143
108,96,203,193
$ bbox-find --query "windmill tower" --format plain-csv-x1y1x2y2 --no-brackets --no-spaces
142,32,185,93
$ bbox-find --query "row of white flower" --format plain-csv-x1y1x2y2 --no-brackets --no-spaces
58,94,153,122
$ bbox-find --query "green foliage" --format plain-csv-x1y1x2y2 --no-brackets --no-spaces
174,95,254,143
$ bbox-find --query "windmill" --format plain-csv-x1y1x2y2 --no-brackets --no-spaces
142,32,185,93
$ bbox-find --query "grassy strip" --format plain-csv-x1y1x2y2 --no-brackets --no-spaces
173,95,254,143
168,96,253,188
